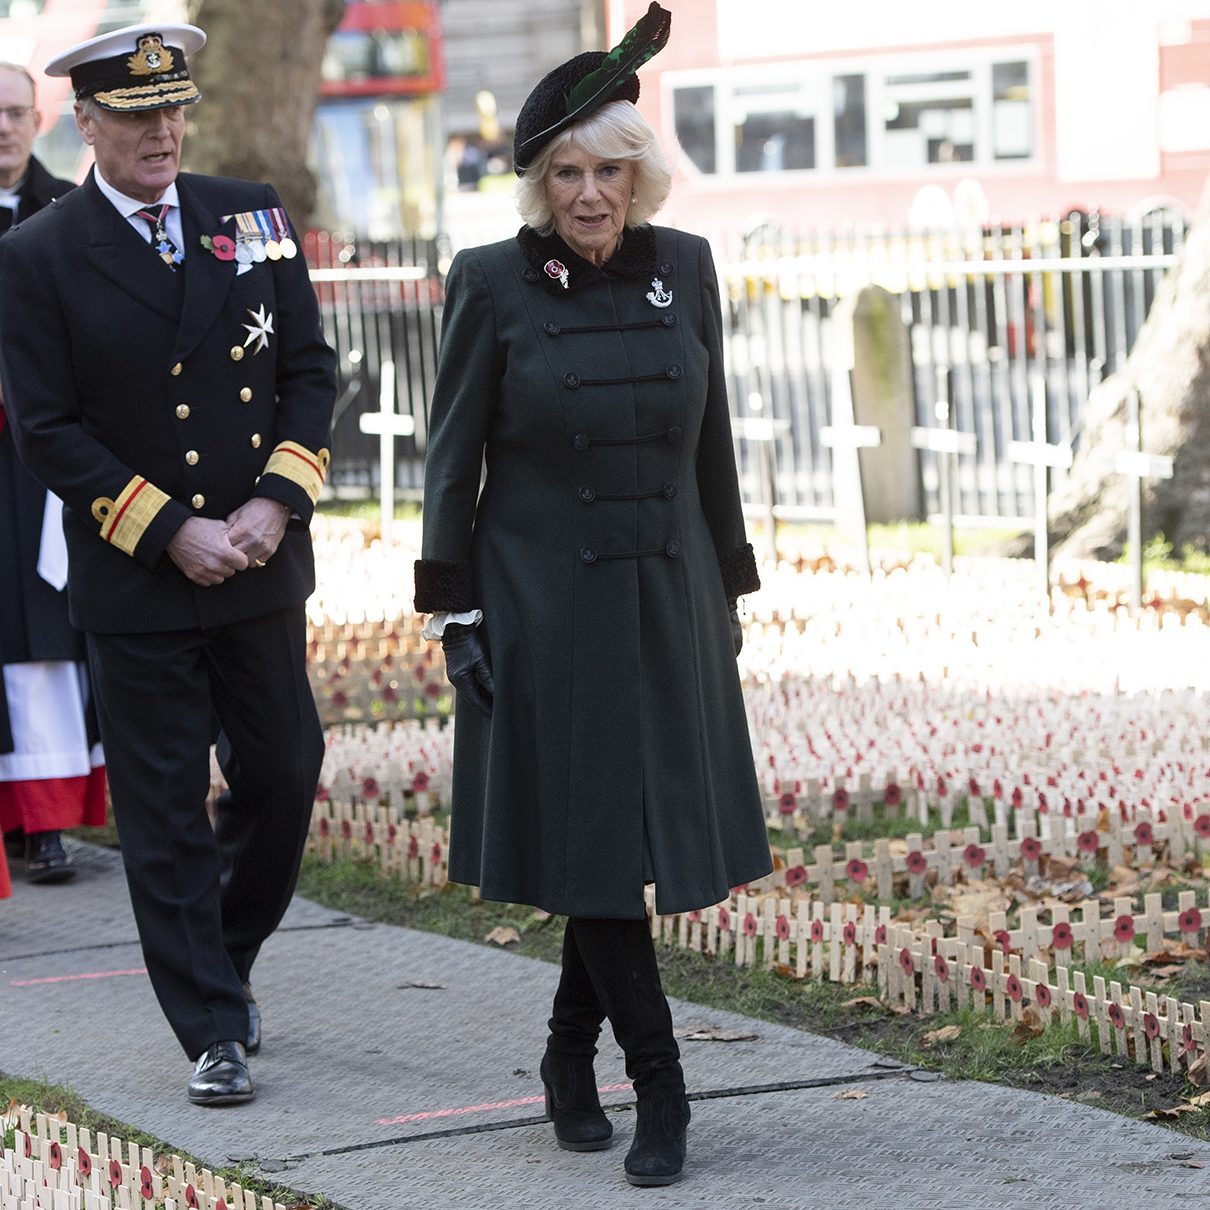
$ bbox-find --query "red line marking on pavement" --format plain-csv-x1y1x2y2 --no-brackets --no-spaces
11,968,148,987
375,1082,633,1126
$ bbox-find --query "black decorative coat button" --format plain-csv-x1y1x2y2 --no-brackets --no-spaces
564,372,580,388
523,268,539,282
666,427,682,444
578,486,596,503
544,321,560,335
666,364,682,380
579,547,597,564
665,541,681,558
661,313,678,327
573,433,590,451
659,260,674,276
663,482,678,499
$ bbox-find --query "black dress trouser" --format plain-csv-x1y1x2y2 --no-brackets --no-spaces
548,917,682,1094
86,605,323,1060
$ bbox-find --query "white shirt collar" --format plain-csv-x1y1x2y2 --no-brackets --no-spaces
93,167,180,218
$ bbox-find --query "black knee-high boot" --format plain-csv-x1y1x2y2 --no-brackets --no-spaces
541,920,612,1150
569,917,691,1186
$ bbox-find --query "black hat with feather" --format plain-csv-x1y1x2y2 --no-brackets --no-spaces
512,2,672,174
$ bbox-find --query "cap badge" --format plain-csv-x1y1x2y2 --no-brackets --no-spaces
646,277,672,308
127,35,175,77
544,259,569,289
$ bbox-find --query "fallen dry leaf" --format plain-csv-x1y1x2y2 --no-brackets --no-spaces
947,886,1011,920
833,1088,868,1100
841,996,886,1011
1011,1007,1045,1045
1147,1105,1200,1120
485,925,521,947
1186,1090,1210,1108
674,1025,758,1043
1076,1090,1102,1101
1188,1054,1209,1088
1143,965,1185,981
923,1024,962,1046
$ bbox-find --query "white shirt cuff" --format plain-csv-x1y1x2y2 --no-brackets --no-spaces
422,609,483,640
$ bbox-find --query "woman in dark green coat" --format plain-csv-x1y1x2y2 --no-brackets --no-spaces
414,4,770,1188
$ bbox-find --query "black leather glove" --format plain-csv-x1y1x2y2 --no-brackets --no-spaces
728,599,742,658
441,622,494,717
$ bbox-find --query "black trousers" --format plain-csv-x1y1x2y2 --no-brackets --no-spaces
548,917,682,1094
87,606,323,1060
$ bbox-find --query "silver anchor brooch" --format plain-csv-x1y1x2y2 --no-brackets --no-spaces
646,277,672,308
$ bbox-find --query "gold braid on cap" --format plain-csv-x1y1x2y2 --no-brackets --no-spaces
93,79,199,109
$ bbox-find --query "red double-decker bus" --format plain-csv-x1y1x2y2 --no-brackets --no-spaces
313,0,445,238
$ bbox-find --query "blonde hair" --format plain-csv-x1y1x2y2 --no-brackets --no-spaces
516,100,672,234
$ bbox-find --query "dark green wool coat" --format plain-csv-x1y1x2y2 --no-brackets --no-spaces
415,224,771,918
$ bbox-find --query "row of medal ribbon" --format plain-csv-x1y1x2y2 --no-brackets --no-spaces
224,206,298,262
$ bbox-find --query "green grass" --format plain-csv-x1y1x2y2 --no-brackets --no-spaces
746,518,1028,561
294,855,1210,1136
315,498,421,523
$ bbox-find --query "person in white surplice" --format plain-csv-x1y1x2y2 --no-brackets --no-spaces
0,60,106,891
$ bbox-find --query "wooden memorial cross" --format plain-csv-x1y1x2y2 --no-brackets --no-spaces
820,421,882,577
358,358,415,542
1007,373,1072,604
1113,388,1173,612
735,408,791,563
910,371,976,575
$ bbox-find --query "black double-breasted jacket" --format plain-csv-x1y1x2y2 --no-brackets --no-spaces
0,170,335,635
0,155,79,667
415,224,771,917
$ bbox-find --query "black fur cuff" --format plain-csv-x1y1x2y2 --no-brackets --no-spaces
414,559,475,613
719,543,760,599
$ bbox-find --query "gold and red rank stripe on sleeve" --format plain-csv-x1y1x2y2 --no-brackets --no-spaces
91,476,172,556
263,440,330,505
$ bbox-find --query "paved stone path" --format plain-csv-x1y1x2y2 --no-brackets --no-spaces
4,839,1210,1208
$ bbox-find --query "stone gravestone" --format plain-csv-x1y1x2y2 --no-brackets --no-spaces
849,285,920,523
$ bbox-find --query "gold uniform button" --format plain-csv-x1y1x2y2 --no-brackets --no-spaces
191,493,205,509
170,362,182,377
185,450,199,465
230,346,245,361
250,433,262,449
240,387,252,402
175,404,190,420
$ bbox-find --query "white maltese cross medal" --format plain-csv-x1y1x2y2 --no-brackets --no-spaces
242,304,274,355
646,277,672,308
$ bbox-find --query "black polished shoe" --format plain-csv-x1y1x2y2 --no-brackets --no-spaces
243,983,261,1054
540,1050,613,1151
25,831,75,884
624,1090,690,1186
187,1041,253,1106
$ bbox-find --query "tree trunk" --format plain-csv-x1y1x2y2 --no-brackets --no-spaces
181,0,346,227
1049,178,1210,560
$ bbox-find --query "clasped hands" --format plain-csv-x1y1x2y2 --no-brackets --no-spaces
166,497,290,587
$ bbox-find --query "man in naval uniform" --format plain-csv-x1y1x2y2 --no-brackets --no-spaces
0,61,107,885
0,23,335,1105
